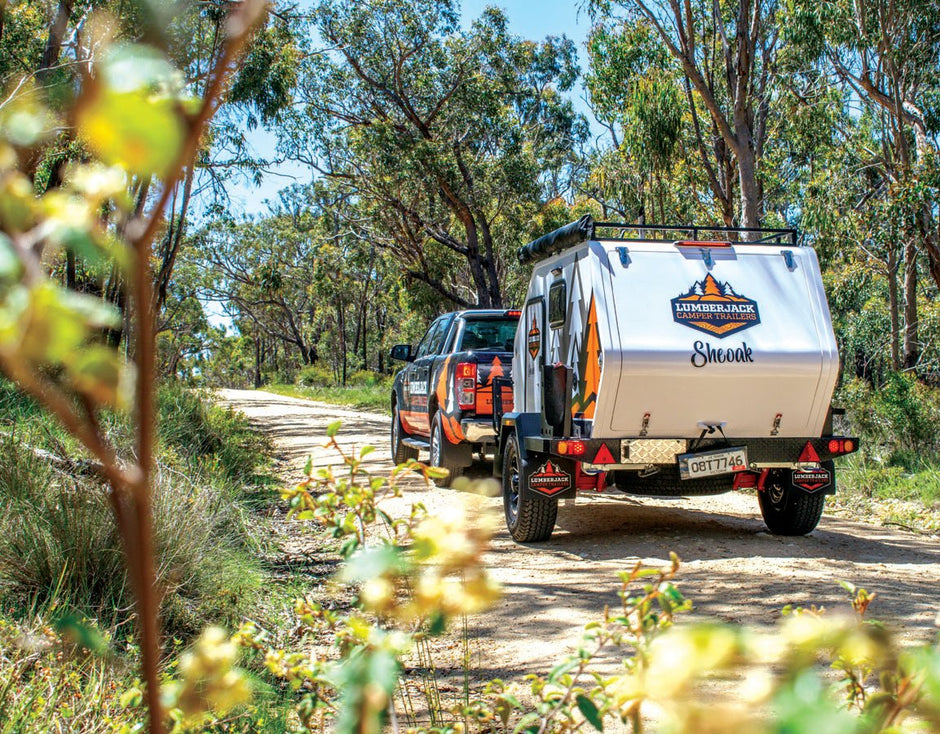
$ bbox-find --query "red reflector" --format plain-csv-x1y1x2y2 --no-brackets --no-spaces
798,442,822,463
456,363,476,379
505,310,521,317
593,444,616,464
674,240,732,248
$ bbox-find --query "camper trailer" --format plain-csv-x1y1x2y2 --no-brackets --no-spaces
494,216,859,542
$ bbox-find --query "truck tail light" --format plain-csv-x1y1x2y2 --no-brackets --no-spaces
456,363,476,409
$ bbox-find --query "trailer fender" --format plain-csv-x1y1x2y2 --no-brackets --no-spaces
495,412,541,475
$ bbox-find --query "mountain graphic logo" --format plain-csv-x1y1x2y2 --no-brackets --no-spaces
671,273,761,338
529,460,571,495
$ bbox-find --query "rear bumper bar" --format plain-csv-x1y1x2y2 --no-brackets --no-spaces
461,418,498,443
523,435,858,469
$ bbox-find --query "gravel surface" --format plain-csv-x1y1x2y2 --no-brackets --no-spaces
219,388,940,683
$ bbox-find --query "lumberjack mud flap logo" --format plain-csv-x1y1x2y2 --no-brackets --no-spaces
792,442,832,492
527,317,541,360
529,460,572,496
672,273,760,338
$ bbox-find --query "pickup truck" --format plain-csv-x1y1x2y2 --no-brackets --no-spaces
389,309,519,485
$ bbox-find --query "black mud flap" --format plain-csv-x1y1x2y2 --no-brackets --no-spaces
790,462,836,496
443,435,473,469
524,454,578,500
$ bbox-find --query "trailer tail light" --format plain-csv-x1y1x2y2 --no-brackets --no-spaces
455,363,477,409
827,438,855,455
557,440,586,456
505,310,521,317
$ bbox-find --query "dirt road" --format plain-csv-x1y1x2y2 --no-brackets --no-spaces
220,389,940,679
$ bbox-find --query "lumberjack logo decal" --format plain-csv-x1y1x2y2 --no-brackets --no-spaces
527,317,541,360
792,442,831,492
529,460,572,495
672,274,760,338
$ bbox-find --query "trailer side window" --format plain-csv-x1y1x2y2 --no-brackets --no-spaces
549,280,566,328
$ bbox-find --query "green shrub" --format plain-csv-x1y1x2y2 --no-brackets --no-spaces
839,372,940,465
347,370,391,388
0,439,261,633
157,384,271,484
0,384,270,635
297,365,334,387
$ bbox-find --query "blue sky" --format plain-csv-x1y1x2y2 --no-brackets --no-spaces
223,1,596,215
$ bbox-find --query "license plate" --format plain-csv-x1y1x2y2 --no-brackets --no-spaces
678,446,748,479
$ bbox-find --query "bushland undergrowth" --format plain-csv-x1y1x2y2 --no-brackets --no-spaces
832,374,940,533
0,384,296,732
4,420,940,732
234,427,940,734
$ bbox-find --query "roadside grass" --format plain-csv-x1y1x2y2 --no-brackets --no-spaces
266,382,390,414
0,382,303,731
831,452,940,534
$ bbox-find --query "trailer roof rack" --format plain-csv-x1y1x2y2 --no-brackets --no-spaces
593,222,798,245
517,215,798,264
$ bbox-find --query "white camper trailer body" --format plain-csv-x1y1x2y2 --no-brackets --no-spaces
517,239,839,444
497,219,859,543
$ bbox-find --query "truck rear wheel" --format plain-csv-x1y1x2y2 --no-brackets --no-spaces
502,433,557,543
391,403,418,465
430,411,463,487
758,466,829,535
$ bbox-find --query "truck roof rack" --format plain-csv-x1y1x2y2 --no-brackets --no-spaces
517,216,798,264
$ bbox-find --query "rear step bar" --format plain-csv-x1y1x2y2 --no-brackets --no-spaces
402,437,430,450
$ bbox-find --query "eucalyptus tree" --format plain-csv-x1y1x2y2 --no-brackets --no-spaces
589,0,781,231
784,0,940,371
197,214,323,370
585,19,728,225
281,0,588,308
0,0,303,335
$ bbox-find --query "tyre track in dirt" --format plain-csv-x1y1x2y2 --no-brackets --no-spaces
220,389,940,680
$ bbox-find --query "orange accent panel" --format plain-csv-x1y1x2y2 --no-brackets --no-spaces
475,386,494,415
441,414,464,443
400,410,429,435
436,356,452,410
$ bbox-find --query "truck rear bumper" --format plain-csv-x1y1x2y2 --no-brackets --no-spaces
461,418,497,443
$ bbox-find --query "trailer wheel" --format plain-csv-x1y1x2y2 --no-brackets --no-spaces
391,402,418,465
430,411,463,487
502,433,557,543
758,465,829,536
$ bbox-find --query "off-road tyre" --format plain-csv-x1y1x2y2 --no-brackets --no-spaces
391,402,418,465
430,410,463,488
758,465,829,536
502,433,557,543
613,468,732,497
